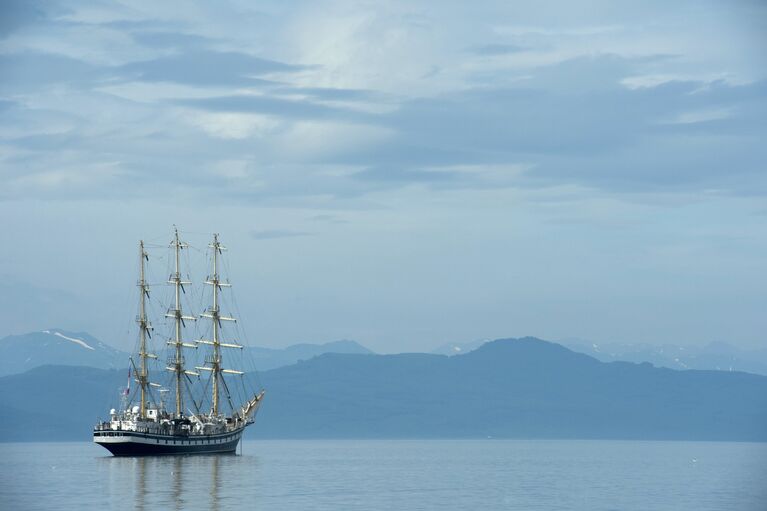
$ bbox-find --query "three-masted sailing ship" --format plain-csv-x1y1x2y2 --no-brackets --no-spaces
94,229,265,455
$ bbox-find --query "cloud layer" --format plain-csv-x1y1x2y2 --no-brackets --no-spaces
1,1,765,351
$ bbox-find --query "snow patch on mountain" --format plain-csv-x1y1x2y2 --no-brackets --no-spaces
42,330,95,350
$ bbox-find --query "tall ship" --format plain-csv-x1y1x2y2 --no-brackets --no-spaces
94,229,265,455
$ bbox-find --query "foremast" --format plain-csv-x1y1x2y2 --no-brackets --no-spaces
165,228,198,417
136,240,157,419
198,234,243,416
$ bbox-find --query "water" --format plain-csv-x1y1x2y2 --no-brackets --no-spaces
1,440,765,510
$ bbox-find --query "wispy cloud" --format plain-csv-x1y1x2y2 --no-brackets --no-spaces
468,43,530,56
250,229,313,240
118,49,302,86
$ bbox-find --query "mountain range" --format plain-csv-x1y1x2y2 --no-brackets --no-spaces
246,340,372,370
0,330,372,376
0,329,126,377
561,339,767,375
1,337,765,442
4,328,764,377
435,338,767,376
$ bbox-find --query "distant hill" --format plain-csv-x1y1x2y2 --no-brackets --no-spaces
155,340,373,371
431,337,767,376
246,340,373,370
1,337,765,442
562,340,767,376
431,339,488,356
258,337,767,440
0,329,372,376
0,329,128,377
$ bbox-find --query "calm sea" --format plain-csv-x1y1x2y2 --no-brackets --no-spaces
1,440,765,510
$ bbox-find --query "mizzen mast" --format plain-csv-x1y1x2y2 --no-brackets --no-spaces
198,234,242,416
165,228,198,417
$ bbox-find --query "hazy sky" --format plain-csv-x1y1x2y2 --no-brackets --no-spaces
1,0,765,353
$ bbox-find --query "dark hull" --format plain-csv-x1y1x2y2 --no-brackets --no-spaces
94,429,243,456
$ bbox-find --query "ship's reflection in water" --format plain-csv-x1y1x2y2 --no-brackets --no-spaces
100,451,256,510
6,441,765,510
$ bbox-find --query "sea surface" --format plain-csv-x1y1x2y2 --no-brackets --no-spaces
1,439,765,510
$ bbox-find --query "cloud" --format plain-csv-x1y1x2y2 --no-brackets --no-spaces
0,0,48,37
1,3,765,206
469,43,530,56
2,48,765,204
0,52,102,91
129,30,212,49
176,93,377,123
250,229,313,240
272,85,386,103
348,58,767,196
310,214,348,224
117,49,302,86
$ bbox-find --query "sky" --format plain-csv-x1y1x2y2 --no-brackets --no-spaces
1,0,766,353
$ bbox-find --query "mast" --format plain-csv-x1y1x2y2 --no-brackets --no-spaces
136,240,153,419
211,234,222,414
165,228,197,417
198,234,242,416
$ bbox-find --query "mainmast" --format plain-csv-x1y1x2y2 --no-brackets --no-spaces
165,228,197,417
198,234,242,416
136,240,155,419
